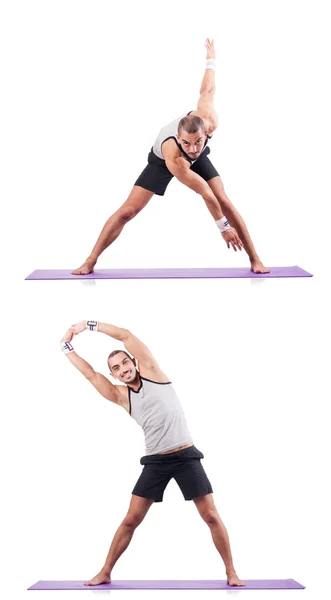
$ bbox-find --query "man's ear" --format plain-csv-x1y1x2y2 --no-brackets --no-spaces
132,357,137,366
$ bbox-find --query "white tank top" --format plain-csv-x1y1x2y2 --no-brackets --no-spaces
128,376,193,455
152,111,211,162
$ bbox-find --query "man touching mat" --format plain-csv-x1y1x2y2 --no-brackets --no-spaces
60,320,245,587
73,40,269,275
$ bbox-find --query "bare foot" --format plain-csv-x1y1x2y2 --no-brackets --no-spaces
72,258,96,275
250,259,270,274
227,571,245,587
84,569,111,586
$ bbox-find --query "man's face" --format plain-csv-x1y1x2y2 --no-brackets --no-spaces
177,128,206,159
108,352,137,383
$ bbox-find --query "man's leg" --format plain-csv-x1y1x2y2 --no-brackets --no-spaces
73,186,154,275
207,176,270,274
84,495,154,586
193,493,245,587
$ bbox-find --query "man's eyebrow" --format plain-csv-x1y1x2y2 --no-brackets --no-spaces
182,136,203,143
111,356,128,369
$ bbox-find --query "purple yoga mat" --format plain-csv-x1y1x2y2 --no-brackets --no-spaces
28,578,305,590
25,266,312,280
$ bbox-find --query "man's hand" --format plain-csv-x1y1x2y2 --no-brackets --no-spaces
222,228,244,252
60,328,75,343
71,321,87,335
205,38,215,59
60,321,86,344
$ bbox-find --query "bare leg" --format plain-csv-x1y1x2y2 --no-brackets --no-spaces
207,177,270,274
84,495,154,586
193,494,245,587
73,186,154,275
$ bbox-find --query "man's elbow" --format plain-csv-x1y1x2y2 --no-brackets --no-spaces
85,368,96,381
165,160,178,177
120,328,132,342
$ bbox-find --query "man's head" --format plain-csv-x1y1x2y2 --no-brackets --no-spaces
177,115,207,160
108,350,138,384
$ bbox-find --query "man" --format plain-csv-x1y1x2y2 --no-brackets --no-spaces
60,320,245,587
73,39,269,275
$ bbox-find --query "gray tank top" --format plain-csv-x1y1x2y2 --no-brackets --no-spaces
152,111,211,163
128,377,193,455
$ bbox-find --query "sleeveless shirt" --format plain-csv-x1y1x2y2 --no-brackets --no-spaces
128,377,193,455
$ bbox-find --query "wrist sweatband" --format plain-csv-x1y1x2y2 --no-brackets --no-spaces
61,340,74,354
86,320,98,331
216,216,231,233
206,58,216,71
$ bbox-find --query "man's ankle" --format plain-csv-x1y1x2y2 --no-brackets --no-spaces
87,255,97,264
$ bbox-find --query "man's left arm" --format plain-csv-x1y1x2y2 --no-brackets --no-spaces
196,38,218,130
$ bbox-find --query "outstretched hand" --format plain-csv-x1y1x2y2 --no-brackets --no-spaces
205,38,215,59
221,228,244,252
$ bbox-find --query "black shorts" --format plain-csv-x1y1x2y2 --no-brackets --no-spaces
132,445,213,503
134,146,219,196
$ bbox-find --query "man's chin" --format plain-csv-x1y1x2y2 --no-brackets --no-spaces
123,373,137,384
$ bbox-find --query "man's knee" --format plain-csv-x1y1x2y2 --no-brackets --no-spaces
118,205,137,223
201,509,219,527
122,512,144,530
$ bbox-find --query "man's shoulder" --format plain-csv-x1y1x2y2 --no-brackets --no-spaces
189,110,218,135
161,137,181,161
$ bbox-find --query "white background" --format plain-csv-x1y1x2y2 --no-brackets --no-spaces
1,1,330,599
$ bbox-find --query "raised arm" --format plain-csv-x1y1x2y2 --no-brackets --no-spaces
60,327,121,404
69,321,168,380
196,39,218,129
97,323,162,372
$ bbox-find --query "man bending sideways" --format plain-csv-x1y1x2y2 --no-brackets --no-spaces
60,320,245,587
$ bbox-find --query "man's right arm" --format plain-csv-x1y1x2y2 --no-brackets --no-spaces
162,147,224,219
60,329,121,405
162,141,243,251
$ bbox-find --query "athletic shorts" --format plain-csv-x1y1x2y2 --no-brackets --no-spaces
131,445,213,503
134,146,220,196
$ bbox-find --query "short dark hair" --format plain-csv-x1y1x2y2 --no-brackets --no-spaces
178,115,205,136
107,349,133,370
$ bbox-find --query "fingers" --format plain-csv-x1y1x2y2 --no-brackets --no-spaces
231,232,244,251
61,328,74,343
222,229,243,251
205,38,214,49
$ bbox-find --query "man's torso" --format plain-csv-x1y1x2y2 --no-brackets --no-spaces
116,376,194,454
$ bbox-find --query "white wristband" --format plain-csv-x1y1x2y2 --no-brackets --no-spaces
216,216,231,233
86,320,98,332
206,58,216,71
61,340,74,354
